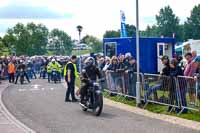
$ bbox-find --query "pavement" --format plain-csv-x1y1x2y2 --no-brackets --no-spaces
0,82,26,133
0,79,199,133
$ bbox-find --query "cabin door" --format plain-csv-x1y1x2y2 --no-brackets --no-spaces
104,42,117,57
157,43,172,73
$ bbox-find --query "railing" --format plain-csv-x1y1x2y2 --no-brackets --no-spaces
104,71,200,114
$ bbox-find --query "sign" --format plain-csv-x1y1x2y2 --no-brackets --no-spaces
120,10,127,37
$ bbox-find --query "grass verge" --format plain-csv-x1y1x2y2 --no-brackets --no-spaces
72,50,90,55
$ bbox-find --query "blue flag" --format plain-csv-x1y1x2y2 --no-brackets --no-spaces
120,10,127,37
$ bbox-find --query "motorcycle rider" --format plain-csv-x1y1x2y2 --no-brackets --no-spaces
15,60,31,84
47,59,60,82
80,57,101,104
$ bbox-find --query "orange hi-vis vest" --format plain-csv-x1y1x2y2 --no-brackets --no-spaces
8,63,15,74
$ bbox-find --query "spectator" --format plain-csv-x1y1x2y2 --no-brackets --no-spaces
7,59,16,83
98,57,105,71
117,55,125,71
124,52,132,70
0,58,3,84
102,57,110,71
145,55,170,103
184,52,198,105
168,58,186,113
192,50,197,61
126,57,137,97
107,56,120,95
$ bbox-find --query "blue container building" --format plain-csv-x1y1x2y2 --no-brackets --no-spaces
103,37,176,74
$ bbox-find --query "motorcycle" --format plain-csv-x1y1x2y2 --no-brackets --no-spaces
40,67,46,79
19,69,25,84
51,68,58,83
27,67,33,79
79,70,104,116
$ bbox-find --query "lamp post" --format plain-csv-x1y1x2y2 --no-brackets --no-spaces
136,0,141,106
76,25,83,72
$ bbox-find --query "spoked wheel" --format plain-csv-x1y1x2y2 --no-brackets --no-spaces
93,94,103,116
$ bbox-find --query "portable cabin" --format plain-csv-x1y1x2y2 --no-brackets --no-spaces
103,37,176,74
175,40,200,57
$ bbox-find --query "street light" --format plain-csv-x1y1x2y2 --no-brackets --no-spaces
77,25,83,43
76,25,83,72
136,0,141,106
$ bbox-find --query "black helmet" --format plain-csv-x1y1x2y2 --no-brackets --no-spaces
85,57,94,67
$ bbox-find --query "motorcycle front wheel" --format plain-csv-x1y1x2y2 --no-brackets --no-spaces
93,94,103,116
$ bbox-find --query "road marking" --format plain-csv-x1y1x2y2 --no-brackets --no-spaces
18,89,26,92
41,88,45,91
30,88,40,91
50,88,54,90
31,84,40,89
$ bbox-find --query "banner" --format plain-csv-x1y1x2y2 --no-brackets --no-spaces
120,10,127,37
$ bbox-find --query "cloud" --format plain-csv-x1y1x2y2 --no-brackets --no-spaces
0,5,73,19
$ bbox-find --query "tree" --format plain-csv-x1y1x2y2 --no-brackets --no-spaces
0,37,6,55
49,29,73,55
140,25,159,37
184,4,200,40
82,35,102,53
103,30,120,38
156,6,180,38
3,22,49,56
126,24,136,37
26,23,49,55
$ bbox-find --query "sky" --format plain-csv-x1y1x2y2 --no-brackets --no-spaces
0,0,200,40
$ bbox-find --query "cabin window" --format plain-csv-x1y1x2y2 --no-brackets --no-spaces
104,42,117,57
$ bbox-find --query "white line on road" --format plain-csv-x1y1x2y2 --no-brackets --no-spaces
30,88,40,91
18,89,26,92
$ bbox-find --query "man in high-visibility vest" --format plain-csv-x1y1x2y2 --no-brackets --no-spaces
64,55,78,102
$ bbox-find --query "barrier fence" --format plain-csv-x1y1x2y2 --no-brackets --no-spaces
104,71,200,114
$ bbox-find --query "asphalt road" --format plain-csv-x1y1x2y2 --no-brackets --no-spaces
2,79,199,133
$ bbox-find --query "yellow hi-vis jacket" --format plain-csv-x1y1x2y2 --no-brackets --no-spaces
47,61,60,73
64,61,79,78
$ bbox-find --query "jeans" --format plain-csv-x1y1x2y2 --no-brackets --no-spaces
65,79,76,100
15,71,30,84
128,72,136,97
8,73,15,83
144,83,160,103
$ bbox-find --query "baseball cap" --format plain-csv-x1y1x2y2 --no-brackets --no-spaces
161,55,169,61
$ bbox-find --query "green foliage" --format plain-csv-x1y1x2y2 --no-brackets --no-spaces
103,24,136,38
103,30,120,38
26,23,49,55
126,24,136,37
72,50,90,56
3,23,49,56
156,6,180,38
82,35,102,53
140,25,159,37
49,29,73,55
184,4,200,40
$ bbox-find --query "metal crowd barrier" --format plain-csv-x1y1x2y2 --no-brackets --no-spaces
143,74,181,112
104,71,200,113
176,76,200,113
104,70,143,99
